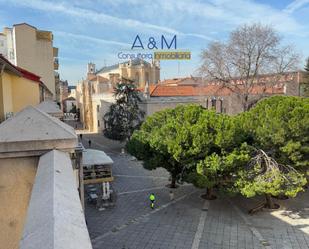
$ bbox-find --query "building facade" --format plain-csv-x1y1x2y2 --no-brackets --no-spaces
77,71,304,133
0,55,52,122
143,72,303,116
93,58,160,88
0,23,58,98
0,106,91,249
77,58,160,132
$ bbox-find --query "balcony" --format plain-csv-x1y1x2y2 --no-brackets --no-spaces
53,47,58,57
54,57,59,70
36,30,53,41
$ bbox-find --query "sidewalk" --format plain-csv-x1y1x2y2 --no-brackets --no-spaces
82,133,309,249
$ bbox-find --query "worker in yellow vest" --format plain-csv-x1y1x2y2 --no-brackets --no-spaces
149,193,155,209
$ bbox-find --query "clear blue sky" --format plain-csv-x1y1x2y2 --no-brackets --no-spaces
0,0,308,85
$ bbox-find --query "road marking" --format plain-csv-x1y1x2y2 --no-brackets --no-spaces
118,186,168,195
191,200,210,249
228,199,272,249
114,174,169,179
92,189,199,246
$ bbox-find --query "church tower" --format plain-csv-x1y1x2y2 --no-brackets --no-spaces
87,62,96,79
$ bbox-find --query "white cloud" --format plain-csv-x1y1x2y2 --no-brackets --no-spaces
2,0,212,40
94,0,307,36
54,31,130,47
164,0,306,35
284,0,309,13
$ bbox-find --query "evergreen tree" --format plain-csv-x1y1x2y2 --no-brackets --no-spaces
187,111,246,199
127,104,244,193
103,83,144,141
127,97,308,208
302,57,309,97
127,105,207,188
236,96,308,209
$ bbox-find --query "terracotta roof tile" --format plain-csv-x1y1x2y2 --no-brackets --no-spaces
144,84,284,97
159,76,203,86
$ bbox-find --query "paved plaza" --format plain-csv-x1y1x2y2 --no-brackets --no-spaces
82,134,309,249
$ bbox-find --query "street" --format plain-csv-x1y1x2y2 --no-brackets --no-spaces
82,134,309,249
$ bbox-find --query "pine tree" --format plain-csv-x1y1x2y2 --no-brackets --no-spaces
236,96,308,210
302,57,309,97
103,82,144,141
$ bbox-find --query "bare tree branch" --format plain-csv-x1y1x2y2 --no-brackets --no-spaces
199,23,300,111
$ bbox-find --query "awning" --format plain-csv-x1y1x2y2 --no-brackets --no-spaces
82,149,113,166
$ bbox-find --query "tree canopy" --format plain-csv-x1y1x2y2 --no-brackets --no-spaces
104,83,144,141
127,105,207,188
235,96,308,208
239,96,309,171
127,96,308,207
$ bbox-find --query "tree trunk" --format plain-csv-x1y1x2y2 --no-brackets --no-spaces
243,95,249,112
265,194,275,209
201,187,216,200
206,187,213,199
170,175,176,188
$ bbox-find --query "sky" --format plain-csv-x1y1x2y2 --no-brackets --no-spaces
0,0,308,85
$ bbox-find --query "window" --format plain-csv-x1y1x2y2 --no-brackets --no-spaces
135,72,140,83
219,99,223,113
9,51,14,60
98,120,100,127
97,105,99,112
211,98,216,109
145,72,149,83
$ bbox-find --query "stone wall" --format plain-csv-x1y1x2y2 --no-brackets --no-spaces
0,157,38,249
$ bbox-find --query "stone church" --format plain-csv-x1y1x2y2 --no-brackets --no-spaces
76,58,160,132
76,58,304,133
86,58,160,88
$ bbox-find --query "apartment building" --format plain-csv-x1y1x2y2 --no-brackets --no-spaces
0,54,52,122
0,23,58,98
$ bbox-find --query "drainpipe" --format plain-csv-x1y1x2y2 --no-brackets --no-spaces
0,64,5,122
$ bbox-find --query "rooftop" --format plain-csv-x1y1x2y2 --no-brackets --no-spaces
96,58,150,74
88,75,109,83
36,101,63,118
0,106,77,154
144,83,284,97
159,76,202,86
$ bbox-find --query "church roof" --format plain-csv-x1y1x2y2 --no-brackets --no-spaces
96,58,150,74
88,75,109,83
96,64,118,74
